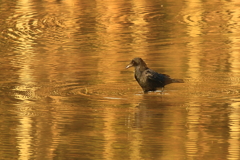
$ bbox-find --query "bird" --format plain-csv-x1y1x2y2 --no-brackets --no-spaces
126,57,184,93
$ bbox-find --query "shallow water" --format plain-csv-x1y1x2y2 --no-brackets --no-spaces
1,0,240,159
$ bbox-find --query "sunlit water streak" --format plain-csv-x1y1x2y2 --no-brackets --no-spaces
0,0,240,160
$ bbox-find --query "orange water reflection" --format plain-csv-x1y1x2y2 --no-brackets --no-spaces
0,0,240,159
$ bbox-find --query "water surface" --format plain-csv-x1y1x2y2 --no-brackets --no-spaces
0,0,240,159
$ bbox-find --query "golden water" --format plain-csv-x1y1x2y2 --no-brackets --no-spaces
0,0,240,159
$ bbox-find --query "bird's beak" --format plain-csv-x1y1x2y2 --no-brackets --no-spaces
126,63,133,69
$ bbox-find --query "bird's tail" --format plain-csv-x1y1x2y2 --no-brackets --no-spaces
171,79,184,83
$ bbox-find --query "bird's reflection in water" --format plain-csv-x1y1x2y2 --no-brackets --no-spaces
127,94,185,129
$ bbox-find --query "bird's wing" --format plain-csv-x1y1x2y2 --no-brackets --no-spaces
145,69,166,84
162,74,170,78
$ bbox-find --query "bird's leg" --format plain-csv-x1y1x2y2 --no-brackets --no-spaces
161,87,164,94
144,90,148,94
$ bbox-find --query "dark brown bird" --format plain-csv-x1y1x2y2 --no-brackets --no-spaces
126,57,184,93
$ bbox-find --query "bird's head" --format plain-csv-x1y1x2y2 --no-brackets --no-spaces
126,57,148,69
